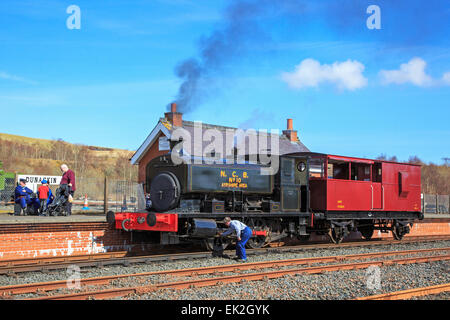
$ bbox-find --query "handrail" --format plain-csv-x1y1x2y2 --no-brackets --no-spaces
370,185,374,210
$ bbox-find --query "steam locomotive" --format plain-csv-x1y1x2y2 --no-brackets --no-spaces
108,152,422,248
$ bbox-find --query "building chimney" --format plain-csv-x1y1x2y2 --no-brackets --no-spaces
164,102,183,127
283,118,298,142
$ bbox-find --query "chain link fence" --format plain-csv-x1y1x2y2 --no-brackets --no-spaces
107,180,146,213
72,178,145,213
0,174,15,204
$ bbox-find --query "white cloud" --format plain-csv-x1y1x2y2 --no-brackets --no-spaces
0,71,37,84
379,57,432,87
281,58,368,91
0,71,25,81
442,72,450,85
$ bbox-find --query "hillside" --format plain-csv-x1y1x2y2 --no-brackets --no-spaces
0,132,137,181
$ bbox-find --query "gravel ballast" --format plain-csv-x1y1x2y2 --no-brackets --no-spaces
1,240,449,300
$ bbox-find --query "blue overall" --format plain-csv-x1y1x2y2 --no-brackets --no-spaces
236,226,252,260
14,185,33,209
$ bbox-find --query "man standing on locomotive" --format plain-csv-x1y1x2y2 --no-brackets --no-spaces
220,217,252,263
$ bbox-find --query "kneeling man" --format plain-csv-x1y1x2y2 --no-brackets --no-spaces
220,217,252,262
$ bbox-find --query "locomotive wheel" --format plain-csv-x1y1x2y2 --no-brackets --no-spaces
392,228,403,241
392,221,410,241
392,225,406,240
328,227,345,244
358,225,375,240
204,238,231,254
245,218,268,249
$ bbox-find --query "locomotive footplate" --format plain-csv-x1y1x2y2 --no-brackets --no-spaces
173,211,311,218
109,211,309,236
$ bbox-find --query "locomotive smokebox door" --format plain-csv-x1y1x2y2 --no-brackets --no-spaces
150,172,181,212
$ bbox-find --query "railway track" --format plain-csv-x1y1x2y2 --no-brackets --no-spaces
1,235,449,275
1,247,449,300
356,283,450,300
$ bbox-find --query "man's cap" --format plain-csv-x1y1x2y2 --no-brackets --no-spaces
41,179,48,184
19,178,27,183
222,217,231,223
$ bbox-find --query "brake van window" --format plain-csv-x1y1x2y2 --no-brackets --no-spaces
327,160,349,180
350,163,371,181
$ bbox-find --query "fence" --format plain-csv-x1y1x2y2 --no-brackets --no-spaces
68,177,145,213
422,194,450,214
0,173,15,203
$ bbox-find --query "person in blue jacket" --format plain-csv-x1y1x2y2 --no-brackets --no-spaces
219,217,252,263
46,187,54,208
14,179,33,216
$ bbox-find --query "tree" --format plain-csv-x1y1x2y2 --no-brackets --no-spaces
388,156,398,162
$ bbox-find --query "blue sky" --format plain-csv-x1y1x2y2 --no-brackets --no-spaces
0,0,449,163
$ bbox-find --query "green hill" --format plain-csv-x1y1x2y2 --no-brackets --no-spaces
0,132,137,181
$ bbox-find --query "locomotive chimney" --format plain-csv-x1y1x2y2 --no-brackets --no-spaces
165,102,183,127
283,118,298,142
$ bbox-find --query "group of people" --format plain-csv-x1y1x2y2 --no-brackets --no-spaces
14,164,76,216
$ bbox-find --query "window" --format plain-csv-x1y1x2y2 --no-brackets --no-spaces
350,162,371,181
327,160,349,180
309,158,325,178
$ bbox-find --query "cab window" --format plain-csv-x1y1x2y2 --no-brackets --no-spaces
309,158,325,178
